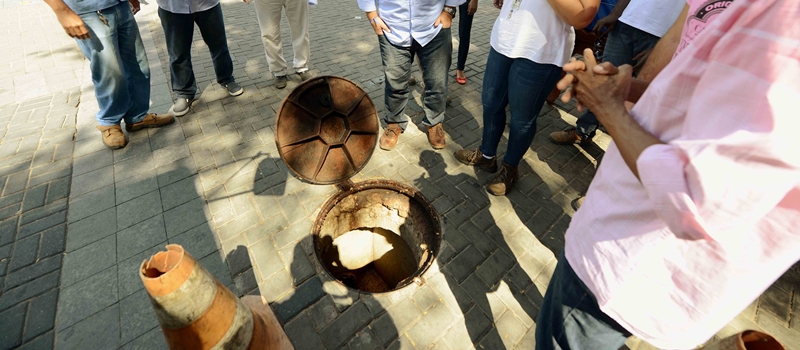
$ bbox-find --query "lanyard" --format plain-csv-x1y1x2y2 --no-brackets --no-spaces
508,0,522,18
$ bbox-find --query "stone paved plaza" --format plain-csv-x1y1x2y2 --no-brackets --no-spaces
0,0,798,349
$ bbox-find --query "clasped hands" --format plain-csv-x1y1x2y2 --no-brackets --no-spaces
557,49,633,125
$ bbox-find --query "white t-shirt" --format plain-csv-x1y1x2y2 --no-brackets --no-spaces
618,0,686,37
489,0,575,66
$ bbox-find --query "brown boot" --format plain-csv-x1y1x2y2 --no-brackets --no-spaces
426,123,445,149
379,123,402,150
549,127,590,145
96,125,127,149
125,113,175,132
454,148,497,173
486,161,518,196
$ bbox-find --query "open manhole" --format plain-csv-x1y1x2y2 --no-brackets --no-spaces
275,77,441,293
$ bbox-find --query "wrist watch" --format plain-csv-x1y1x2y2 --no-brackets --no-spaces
443,6,456,17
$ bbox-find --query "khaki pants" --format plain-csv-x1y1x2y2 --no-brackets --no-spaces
254,0,310,75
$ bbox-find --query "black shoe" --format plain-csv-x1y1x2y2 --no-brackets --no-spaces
224,81,244,96
275,75,287,89
454,148,498,173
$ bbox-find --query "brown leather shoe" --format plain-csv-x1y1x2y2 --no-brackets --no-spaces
454,148,498,173
379,123,402,150
96,125,127,149
486,161,518,196
426,123,445,149
549,127,590,145
126,113,175,132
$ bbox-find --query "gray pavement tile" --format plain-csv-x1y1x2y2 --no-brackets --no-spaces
412,284,440,313
155,156,198,187
67,184,116,223
17,210,66,240
217,210,260,243
3,170,29,197
120,327,168,350
117,214,167,262
152,143,190,168
0,193,24,213
112,139,152,164
23,289,58,342
458,221,496,256
5,255,61,290
308,296,339,331
56,304,120,350
220,234,250,277
258,270,294,303
168,223,218,261
117,244,167,300
494,309,528,348
61,235,116,287
405,301,454,348
320,302,372,349
249,236,284,281
474,249,515,288
370,312,400,347
119,289,159,344
8,233,40,273
349,329,382,350
19,198,67,227
461,274,507,320
37,224,65,259
72,151,114,178
115,172,159,206
0,271,59,312
44,176,70,204
71,165,113,198
231,267,258,297
272,217,312,249
0,217,18,247
28,167,71,188
0,301,26,349
56,266,118,331
198,251,233,287
116,190,162,230
163,197,209,238
158,175,200,211
272,276,325,323
284,312,326,350
387,298,424,334
446,245,486,284
279,244,314,286
17,331,54,350
65,208,116,252
21,184,48,212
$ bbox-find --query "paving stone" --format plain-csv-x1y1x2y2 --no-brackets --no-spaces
156,156,198,188
56,304,121,350
279,244,315,286
22,184,48,212
72,150,113,177
231,267,258,297
71,166,113,198
117,244,167,299
120,327,168,350
250,237,285,281
17,210,66,239
308,296,340,331
119,289,160,344
0,217,17,247
320,302,372,349
458,221,495,256
759,283,792,324
495,310,528,348
116,190,161,230
272,276,325,323
406,300,456,348
0,271,59,312
474,249,515,288
461,274,507,321
258,270,295,303
8,233,40,272
349,329,382,350
116,172,159,206
162,197,209,238
117,214,167,262
516,328,536,350
23,289,58,342
0,302,26,349
387,298,424,334
17,331,55,350
271,217,311,249
217,210,260,243
65,207,115,252
168,223,218,261
159,175,200,211
446,245,486,283
412,284,440,312
68,184,115,223
5,255,62,290
284,312,325,350
56,267,118,331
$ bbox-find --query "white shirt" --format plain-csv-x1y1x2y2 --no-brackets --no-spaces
489,0,575,66
357,0,466,47
618,0,685,37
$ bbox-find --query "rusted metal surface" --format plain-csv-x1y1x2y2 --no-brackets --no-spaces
275,76,379,184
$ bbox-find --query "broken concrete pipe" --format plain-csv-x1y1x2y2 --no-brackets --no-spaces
139,244,293,350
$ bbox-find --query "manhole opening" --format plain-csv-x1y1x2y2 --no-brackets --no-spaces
315,185,440,293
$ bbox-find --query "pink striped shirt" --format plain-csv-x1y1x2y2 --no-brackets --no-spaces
565,0,800,348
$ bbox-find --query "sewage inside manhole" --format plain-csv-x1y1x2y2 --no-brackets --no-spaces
315,184,440,293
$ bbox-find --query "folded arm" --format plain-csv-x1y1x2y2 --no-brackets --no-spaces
546,0,600,29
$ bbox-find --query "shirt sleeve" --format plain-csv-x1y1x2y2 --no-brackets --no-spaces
445,0,467,7
357,0,376,12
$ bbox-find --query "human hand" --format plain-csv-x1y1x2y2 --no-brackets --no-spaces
592,14,618,36
55,7,90,39
468,0,478,15
572,61,633,124
129,0,140,14
367,12,391,35
556,49,600,110
434,9,453,28
493,0,502,9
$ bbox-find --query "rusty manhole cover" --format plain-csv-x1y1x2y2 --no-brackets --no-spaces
275,76,379,184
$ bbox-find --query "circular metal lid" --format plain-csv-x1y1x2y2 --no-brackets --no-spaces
275,76,380,184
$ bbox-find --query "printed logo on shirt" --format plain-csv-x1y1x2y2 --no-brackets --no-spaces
676,0,734,54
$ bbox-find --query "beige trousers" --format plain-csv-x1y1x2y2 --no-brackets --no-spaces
254,0,310,75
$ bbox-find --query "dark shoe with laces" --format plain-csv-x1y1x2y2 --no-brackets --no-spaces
454,148,498,173
298,71,315,81
379,123,402,150
96,125,127,149
549,127,592,145
125,113,175,132
486,161,518,196
224,81,244,96
275,75,287,89
426,123,446,149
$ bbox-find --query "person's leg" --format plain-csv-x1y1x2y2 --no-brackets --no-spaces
194,4,235,86
535,252,631,350
158,7,197,99
416,28,452,127
114,2,151,125
379,35,413,130
456,3,474,72
503,60,562,166
478,48,512,158
254,0,288,76
284,0,310,73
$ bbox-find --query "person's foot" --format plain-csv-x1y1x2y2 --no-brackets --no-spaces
298,71,315,81
454,148,498,173
455,70,466,85
379,123,402,150
224,81,244,96
426,123,446,149
275,75,288,89
172,97,195,117
571,196,585,211
96,125,127,149
486,161,518,196
549,127,591,145
126,113,175,132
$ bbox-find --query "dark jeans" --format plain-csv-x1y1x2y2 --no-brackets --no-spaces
535,252,632,350
378,28,452,130
456,2,474,71
479,48,562,167
575,21,660,139
158,4,235,99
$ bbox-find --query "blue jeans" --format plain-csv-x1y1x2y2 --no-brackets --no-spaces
535,252,632,350
479,48,562,167
456,3,474,71
575,21,660,139
75,2,150,127
158,4,235,99
379,28,451,130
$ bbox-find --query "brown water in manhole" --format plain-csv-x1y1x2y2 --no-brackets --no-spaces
315,185,440,293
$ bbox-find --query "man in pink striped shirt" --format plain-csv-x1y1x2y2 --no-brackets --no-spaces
533,0,800,349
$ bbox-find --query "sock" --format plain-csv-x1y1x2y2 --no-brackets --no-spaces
482,153,494,160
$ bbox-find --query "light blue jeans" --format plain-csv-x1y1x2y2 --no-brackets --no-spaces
75,2,150,126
